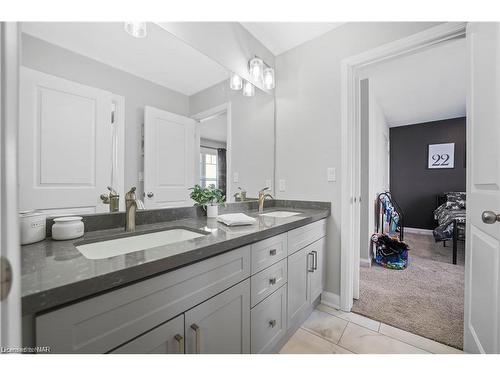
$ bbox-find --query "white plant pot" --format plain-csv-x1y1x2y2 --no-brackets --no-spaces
206,204,219,218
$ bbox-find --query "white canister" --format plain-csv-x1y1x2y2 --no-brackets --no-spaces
206,204,219,218
19,210,47,245
52,216,84,240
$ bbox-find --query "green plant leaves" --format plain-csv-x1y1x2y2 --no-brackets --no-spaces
188,184,226,206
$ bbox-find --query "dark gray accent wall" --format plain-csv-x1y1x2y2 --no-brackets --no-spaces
389,117,466,229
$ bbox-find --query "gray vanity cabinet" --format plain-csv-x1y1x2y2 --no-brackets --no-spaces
111,315,185,354
287,245,311,329
308,237,326,302
185,279,250,354
286,220,327,330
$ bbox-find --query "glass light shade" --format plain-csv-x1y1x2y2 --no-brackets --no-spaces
242,81,255,97
124,22,147,38
263,67,275,90
229,73,243,90
249,57,264,82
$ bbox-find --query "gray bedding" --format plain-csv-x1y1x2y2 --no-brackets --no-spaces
433,192,466,242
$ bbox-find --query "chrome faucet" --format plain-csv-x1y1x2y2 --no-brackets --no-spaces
258,187,274,213
125,187,138,232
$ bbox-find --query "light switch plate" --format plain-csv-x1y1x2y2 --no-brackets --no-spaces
327,167,336,182
233,172,239,183
279,179,286,192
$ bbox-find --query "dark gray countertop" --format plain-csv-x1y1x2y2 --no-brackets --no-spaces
21,202,329,315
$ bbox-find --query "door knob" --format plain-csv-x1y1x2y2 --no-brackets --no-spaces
1,256,13,301
482,211,500,224
147,192,154,198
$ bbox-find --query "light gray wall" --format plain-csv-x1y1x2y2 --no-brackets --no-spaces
21,34,190,198
190,81,275,199
158,22,275,93
275,22,441,296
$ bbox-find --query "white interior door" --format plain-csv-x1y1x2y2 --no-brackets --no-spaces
19,67,113,215
464,22,500,354
1,22,22,349
144,106,196,209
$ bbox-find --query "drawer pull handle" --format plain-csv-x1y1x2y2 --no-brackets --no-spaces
174,334,184,354
269,249,277,256
269,319,277,328
269,277,277,285
307,252,314,272
312,250,318,271
191,324,201,354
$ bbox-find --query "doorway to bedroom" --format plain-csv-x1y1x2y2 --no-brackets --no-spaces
353,37,466,350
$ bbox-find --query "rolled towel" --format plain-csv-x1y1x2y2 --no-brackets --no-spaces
217,213,256,226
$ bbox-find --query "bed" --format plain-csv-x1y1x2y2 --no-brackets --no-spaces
433,192,466,265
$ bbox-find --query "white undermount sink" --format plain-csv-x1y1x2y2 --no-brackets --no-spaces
76,228,207,260
259,211,301,218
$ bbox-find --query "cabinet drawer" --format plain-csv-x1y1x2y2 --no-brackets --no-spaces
251,284,287,354
251,233,287,274
288,219,326,255
36,245,250,353
250,258,287,307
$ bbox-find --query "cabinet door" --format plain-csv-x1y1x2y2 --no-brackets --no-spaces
308,237,326,302
111,315,184,354
287,246,312,329
185,279,250,354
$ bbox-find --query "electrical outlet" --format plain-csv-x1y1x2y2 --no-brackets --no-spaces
233,172,239,183
327,167,336,182
138,171,144,182
265,179,272,189
279,179,286,192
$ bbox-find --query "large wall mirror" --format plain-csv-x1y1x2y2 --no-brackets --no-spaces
18,22,275,215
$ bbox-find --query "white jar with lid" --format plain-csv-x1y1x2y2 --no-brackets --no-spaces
52,216,84,240
19,210,46,245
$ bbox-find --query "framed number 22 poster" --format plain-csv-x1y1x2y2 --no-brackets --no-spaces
428,143,455,169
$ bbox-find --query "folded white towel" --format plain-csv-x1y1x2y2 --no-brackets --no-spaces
217,213,256,226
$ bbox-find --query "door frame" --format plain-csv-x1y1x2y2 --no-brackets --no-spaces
191,102,232,202
339,22,467,312
0,22,21,348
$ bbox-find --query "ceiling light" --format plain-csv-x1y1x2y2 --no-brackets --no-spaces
249,57,264,83
124,22,147,38
263,67,275,90
229,73,243,90
242,81,255,97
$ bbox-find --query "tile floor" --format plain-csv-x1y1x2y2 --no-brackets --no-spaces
279,304,463,354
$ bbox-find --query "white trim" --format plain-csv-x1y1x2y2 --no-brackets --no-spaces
111,94,125,211
405,227,434,236
360,258,372,267
340,22,467,312
320,292,341,310
192,102,232,202
0,22,22,347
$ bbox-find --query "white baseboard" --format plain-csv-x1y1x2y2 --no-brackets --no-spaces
320,291,340,310
405,227,434,236
360,258,372,267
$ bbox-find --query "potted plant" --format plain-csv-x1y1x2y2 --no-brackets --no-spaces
189,184,225,218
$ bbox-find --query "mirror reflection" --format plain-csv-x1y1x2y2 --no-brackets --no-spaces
19,22,275,215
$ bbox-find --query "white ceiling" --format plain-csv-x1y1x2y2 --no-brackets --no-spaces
199,114,227,143
366,38,466,127
240,22,344,56
21,22,229,96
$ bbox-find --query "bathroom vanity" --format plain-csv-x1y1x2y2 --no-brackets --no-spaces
21,200,329,354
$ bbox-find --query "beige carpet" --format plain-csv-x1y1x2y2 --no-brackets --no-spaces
352,233,465,349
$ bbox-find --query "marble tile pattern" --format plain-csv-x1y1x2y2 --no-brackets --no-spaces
280,304,464,355
21,200,330,315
